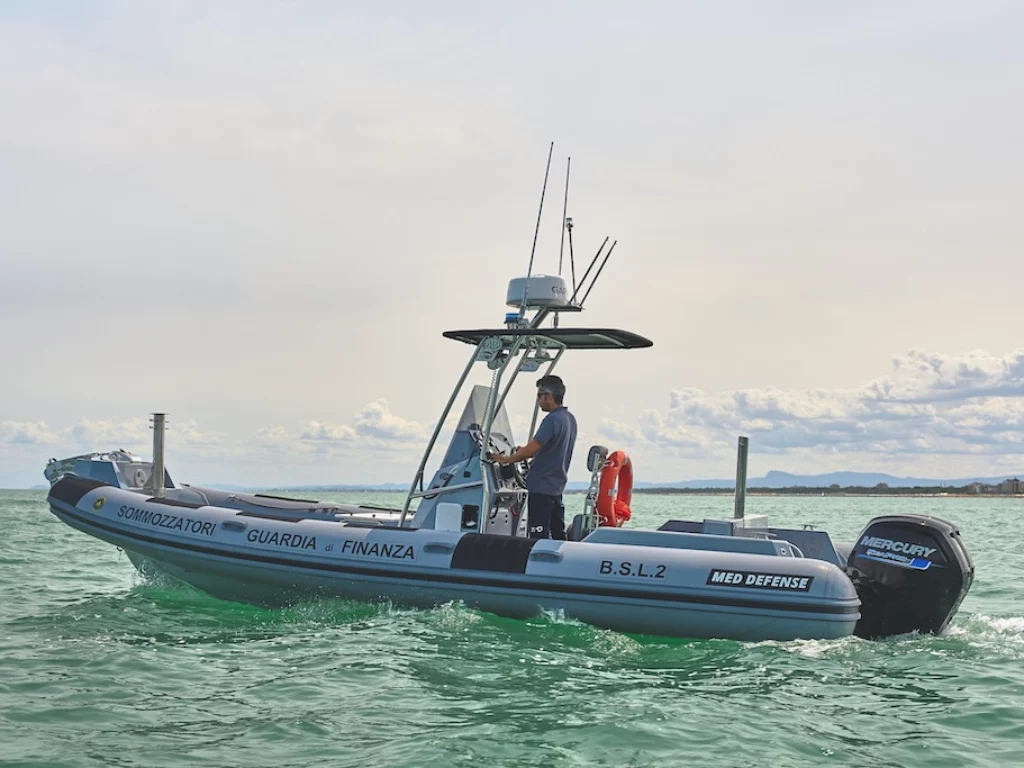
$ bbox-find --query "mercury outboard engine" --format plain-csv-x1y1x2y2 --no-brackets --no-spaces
845,514,974,639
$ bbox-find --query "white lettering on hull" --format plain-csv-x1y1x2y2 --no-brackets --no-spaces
858,536,936,559
706,569,813,592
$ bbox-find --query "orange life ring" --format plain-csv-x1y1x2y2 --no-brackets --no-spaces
597,450,633,526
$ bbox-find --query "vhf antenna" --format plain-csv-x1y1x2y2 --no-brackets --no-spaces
525,142,554,279
520,141,555,319
567,216,576,295
569,235,619,308
569,236,609,305
558,157,571,276
555,157,572,329
579,240,617,306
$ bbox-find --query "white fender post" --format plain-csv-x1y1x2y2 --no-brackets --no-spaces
152,413,167,498
734,436,749,520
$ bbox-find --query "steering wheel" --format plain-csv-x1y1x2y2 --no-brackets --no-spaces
495,448,529,488
502,456,528,488
470,428,529,487
514,456,530,486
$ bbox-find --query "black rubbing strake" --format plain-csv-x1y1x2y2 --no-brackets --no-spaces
48,476,109,508
450,533,539,574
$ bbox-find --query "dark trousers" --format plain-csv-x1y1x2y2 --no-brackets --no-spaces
527,493,566,540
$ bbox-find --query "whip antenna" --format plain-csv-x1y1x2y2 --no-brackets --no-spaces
526,142,554,280
569,236,608,305
579,239,617,306
520,142,554,320
558,157,571,276
567,216,576,294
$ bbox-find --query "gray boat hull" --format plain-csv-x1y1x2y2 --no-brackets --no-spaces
49,477,859,641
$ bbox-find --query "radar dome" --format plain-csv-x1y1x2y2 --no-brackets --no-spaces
506,275,570,309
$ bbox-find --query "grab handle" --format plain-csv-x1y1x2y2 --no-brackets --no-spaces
529,550,563,563
423,542,455,554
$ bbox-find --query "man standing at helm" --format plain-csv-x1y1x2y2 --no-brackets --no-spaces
488,375,577,540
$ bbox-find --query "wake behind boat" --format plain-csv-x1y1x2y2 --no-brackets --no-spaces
44,152,973,641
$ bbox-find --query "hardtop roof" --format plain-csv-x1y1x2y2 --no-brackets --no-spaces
442,327,653,350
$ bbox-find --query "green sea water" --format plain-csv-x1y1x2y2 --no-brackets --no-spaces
2,489,1022,767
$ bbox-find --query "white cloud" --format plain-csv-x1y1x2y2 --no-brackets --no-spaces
352,399,429,444
0,421,60,446
595,417,640,445
867,348,1024,402
638,410,709,451
53,417,225,454
297,399,429,450
68,418,151,447
610,348,1024,461
299,422,358,443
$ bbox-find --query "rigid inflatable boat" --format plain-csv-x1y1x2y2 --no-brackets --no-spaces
46,272,974,642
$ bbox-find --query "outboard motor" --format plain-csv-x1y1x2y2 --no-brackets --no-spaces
846,514,974,639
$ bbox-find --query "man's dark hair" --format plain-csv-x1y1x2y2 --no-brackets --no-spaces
537,375,566,405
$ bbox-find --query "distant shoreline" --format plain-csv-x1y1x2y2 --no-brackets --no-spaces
626,488,1024,498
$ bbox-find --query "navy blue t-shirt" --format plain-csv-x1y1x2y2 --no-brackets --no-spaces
527,407,577,496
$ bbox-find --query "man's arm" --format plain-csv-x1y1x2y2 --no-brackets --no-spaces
488,439,542,465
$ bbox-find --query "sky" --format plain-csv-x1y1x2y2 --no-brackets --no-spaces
2,1,1023,488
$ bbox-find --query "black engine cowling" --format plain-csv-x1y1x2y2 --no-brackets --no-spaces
845,514,974,639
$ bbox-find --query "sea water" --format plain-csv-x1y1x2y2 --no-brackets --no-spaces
1,490,1022,767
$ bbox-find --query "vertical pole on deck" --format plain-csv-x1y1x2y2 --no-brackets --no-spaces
733,436,748,520
152,413,167,498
